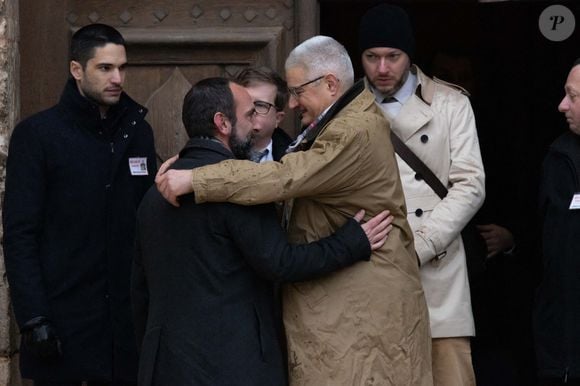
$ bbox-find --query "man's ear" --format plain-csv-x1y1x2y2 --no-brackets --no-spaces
70,61,83,81
324,74,341,96
275,110,285,127
213,112,231,136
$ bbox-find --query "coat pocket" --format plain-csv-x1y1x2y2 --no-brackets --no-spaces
292,281,328,309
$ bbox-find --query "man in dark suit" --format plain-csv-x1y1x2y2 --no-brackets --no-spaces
235,67,293,162
3,24,156,385
131,77,391,385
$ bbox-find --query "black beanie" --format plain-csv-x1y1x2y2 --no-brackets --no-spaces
358,3,415,59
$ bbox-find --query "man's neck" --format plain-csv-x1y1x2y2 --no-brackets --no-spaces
253,137,272,152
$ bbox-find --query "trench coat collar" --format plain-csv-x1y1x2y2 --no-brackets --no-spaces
365,65,434,142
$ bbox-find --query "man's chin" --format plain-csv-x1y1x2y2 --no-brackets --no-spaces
372,83,395,95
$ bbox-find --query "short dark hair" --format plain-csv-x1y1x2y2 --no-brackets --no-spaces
574,58,580,68
70,24,126,67
235,67,288,111
182,77,237,138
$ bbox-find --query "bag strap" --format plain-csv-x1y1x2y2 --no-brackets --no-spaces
390,131,448,200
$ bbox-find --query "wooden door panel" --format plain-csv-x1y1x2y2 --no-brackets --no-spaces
20,0,307,155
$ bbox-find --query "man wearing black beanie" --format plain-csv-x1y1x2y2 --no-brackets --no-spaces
359,3,485,386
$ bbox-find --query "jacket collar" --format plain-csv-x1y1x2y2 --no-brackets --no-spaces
58,78,147,137
368,65,434,141
179,137,234,160
295,79,368,151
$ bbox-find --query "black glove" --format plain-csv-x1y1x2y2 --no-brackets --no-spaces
21,316,62,359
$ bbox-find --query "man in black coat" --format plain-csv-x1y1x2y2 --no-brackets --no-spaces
235,67,293,163
131,77,389,386
533,59,580,386
3,24,156,385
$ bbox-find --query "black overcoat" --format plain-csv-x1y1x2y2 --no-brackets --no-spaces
533,131,580,380
131,138,370,386
3,78,157,381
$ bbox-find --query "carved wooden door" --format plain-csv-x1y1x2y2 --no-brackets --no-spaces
19,0,318,161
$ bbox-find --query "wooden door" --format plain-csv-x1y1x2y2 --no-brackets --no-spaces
19,0,318,161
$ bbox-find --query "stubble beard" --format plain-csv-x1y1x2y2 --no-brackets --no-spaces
229,126,254,160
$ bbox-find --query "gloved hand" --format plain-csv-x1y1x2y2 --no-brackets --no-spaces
20,316,62,359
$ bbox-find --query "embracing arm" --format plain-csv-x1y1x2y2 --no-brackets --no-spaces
227,204,392,282
156,122,368,206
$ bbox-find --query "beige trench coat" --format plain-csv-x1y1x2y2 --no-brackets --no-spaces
192,88,433,385
375,66,485,338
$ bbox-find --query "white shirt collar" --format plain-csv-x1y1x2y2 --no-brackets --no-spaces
371,71,417,118
258,140,274,163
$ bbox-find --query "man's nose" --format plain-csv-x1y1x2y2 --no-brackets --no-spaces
288,95,299,109
378,58,389,73
558,96,569,112
111,69,122,84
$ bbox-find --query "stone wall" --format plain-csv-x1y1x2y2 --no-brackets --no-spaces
0,0,21,384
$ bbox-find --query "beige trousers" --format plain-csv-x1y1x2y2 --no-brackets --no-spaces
432,337,476,386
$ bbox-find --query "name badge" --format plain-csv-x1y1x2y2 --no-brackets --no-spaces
569,193,580,210
129,157,149,176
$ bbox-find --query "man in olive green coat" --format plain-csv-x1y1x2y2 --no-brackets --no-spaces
156,36,432,386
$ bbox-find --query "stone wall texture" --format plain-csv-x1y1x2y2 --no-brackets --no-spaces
0,0,22,385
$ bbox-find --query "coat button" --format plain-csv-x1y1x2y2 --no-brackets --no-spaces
131,121,136,126
123,133,128,139
421,134,429,143
415,173,423,181
415,208,423,217
138,109,143,113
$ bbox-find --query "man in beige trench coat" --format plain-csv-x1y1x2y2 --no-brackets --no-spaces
358,4,485,386
156,36,433,386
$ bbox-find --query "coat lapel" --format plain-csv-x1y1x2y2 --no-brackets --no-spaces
390,94,433,142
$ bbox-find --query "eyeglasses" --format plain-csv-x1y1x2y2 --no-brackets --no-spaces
253,100,277,115
287,75,325,98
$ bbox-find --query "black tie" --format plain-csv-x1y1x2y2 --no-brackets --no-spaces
250,149,269,163
382,96,398,104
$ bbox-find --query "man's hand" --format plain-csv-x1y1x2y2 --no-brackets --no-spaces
21,317,62,360
476,223,515,258
155,155,193,207
354,210,393,250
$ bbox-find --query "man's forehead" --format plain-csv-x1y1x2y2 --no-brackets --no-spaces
231,83,253,106
566,66,580,89
365,47,402,55
89,43,126,63
285,66,308,84
246,82,276,94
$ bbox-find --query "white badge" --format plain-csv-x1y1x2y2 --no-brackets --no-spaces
129,157,149,176
569,193,580,210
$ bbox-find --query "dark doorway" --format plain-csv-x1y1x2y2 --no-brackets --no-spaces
321,2,580,385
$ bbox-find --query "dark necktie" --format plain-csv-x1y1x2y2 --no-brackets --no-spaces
382,96,398,104
250,148,269,163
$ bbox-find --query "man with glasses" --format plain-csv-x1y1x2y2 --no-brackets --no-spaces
235,67,293,163
132,77,392,385
155,36,432,385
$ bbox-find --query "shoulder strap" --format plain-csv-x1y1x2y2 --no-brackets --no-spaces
390,131,448,199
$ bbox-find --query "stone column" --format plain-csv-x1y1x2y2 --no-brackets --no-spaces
0,0,22,384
